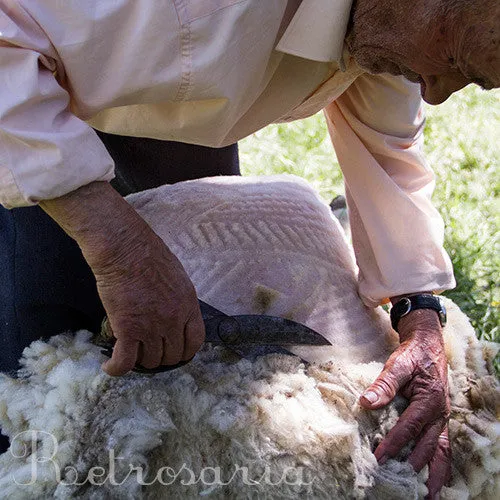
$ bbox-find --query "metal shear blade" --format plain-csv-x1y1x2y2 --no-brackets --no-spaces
98,300,329,374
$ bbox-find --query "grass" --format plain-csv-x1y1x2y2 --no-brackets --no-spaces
239,86,499,349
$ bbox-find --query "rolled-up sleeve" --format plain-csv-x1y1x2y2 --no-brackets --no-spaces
325,73,455,307
0,5,114,209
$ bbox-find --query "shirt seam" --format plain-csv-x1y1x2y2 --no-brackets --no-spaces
172,0,193,101
186,0,248,23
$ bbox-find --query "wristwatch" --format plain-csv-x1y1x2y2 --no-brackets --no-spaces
390,294,447,332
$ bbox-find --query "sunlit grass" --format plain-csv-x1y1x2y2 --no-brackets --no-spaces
240,86,499,347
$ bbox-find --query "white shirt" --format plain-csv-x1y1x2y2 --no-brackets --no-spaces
0,0,455,306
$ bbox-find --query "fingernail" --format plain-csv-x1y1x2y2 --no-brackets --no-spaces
362,391,379,404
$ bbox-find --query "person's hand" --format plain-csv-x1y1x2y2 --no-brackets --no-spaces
359,309,451,499
40,181,205,376
91,223,204,375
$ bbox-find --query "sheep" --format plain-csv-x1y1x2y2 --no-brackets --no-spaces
0,175,498,499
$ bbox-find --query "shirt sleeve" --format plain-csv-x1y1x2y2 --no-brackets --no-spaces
324,73,455,307
0,5,114,209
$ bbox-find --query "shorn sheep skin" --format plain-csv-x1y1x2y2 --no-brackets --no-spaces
0,175,498,499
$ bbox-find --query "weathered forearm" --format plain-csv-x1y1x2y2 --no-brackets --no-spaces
39,181,151,270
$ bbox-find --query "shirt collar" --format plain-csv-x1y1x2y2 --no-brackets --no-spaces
276,0,353,64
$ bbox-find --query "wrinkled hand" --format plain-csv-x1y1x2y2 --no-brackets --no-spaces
359,309,451,499
91,223,205,376
40,181,205,376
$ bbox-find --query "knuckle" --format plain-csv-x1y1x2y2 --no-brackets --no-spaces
374,376,398,398
406,418,425,437
413,378,449,409
432,388,450,417
187,326,205,347
417,441,436,463
162,346,183,365
164,302,182,320
162,306,192,328
383,437,406,459
112,317,145,338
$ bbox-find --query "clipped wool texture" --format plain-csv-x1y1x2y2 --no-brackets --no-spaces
0,175,498,499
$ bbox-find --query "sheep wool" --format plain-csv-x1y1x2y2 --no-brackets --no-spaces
0,175,498,499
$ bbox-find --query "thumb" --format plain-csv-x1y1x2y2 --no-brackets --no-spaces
101,338,139,377
360,351,413,409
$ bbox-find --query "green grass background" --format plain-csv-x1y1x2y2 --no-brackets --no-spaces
240,86,499,346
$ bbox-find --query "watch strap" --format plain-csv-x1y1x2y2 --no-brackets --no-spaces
390,294,447,332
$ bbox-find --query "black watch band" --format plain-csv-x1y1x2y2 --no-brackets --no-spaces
390,294,447,332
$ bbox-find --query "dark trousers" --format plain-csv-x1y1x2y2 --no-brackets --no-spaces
0,133,240,376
